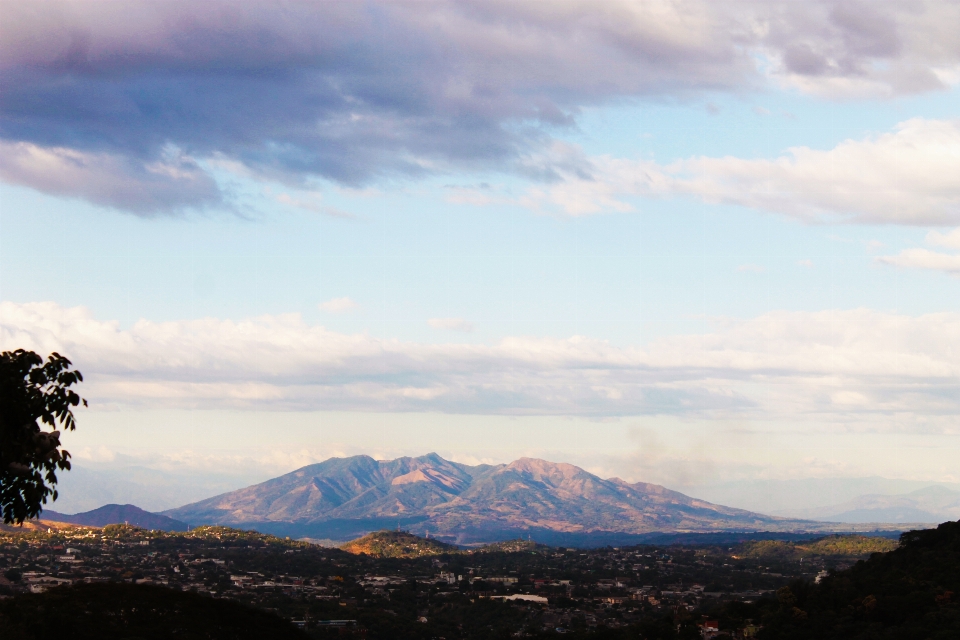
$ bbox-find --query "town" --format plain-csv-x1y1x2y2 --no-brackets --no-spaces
0,522,897,638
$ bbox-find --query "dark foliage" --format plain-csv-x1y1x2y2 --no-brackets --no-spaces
0,350,85,524
0,582,309,639
705,520,960,639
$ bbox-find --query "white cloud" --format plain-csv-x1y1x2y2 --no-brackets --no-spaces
798,260,814,268
319,297,358,313
928,227,960,249
878,248,960,277
72,445,116,463
428,317,474,332
674,119,960,225
519,119,960,226
878,227,960,277
2,302,958,430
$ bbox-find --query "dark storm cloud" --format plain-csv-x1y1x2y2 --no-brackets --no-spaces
0,1,957,214
0,140,222,215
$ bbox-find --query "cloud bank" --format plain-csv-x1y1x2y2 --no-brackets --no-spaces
517,119,960,225
2,302,957,430
1,1,958,213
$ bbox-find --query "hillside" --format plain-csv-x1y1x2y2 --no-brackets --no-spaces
708,520,960,639
42,504,187,532
340,530,459,557
0,519,88,534
475,538,545,553
737,535,898,562
165,453,835,543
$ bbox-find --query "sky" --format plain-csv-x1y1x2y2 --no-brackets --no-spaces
1,1,959,508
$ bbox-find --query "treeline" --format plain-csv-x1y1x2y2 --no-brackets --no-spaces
707,520,960,639
736,535,898,562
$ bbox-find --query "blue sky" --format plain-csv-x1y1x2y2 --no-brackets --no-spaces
1,1,959,502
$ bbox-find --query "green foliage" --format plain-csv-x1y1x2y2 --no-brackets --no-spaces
0,582,308,639
0,350,86,525
0,522,313,549
101,523,164,540
340,531,556,559
181,525,309,548
737,535,897,563
476,538,547,553
801,535,898,557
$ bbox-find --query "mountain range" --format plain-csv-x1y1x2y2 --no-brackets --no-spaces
687,477,960,517
783,486,960,524
164,453,865,545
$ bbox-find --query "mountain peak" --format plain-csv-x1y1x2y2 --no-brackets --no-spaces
42,504,187,532
507,457,585,476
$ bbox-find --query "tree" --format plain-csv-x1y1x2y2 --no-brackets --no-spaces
0,350,86,525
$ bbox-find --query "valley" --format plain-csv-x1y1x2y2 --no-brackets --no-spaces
0,521,905,638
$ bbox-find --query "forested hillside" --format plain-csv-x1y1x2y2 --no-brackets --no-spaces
708,520,960,639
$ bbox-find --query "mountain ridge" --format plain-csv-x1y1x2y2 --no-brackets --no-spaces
163,453,893,544
689,477,960,516
782,485,960,523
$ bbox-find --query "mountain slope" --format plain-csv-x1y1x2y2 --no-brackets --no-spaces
43,504,187,531
426,457,779,534
165,453,835,543
166,453,485,524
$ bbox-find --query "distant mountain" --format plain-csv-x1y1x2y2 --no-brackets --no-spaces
165,453,844,544
786,486,960,524
686,477,960,515
43,504,188,532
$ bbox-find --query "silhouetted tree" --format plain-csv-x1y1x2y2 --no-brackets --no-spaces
1,350,85,524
